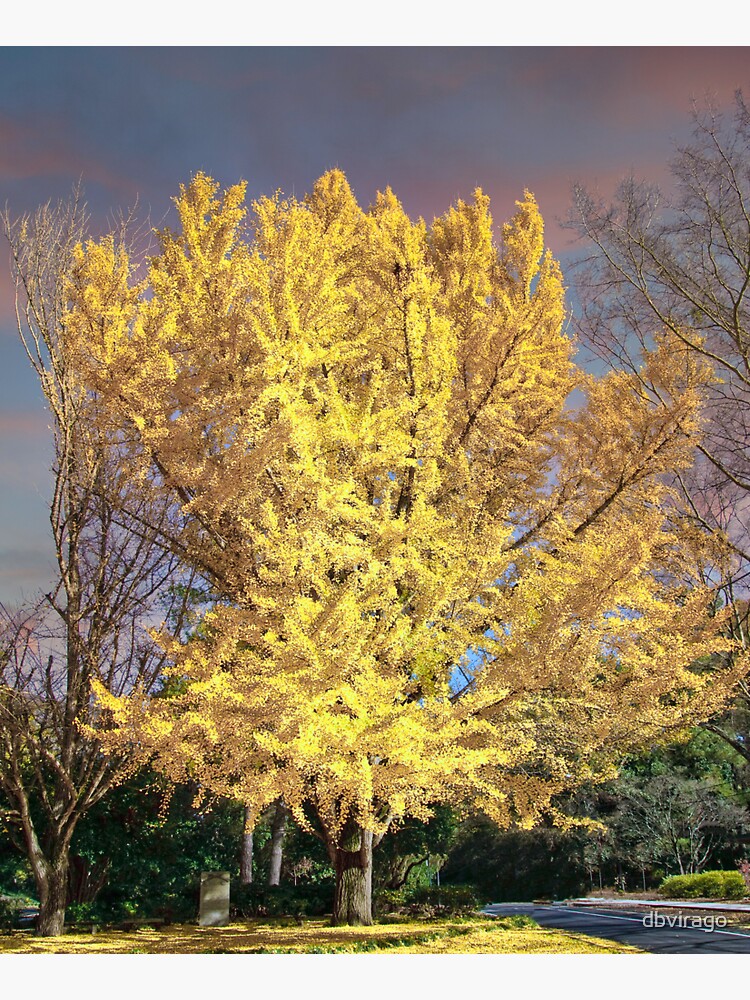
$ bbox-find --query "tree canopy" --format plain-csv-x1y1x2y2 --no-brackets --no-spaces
59,169,746,923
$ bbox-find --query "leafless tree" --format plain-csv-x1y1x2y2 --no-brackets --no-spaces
0,194,194,935
568,89,750,761
609,774,746,877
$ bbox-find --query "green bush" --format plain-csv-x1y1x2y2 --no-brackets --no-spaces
500,914,539,929
232,882,333,918
694,872,725,898
658,874,689,898
65,896,176,926
65,901,101,926
409,884,482,907
658,870,746,899
373,888,407,916
405,884,483,914
0,898,17,933
718,871,744,899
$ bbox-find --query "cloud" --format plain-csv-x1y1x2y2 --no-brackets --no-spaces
0,547,52,573
513,48,750,128
618,48,750,120
0,112,137,199
512,159,677,254
0,102,146,328
0,267,18,329
0,409,51,436
0,546,54,607
135,47,276,91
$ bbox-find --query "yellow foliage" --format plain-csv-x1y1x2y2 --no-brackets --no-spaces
64,171,747,847
0,918,641,955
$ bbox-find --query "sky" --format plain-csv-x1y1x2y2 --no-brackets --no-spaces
1,44,750,605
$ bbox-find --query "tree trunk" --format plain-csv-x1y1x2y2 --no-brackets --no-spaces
331,820,373,926
18,805,73,937
268,799,288,886
240,805,254,885
36,860,69,937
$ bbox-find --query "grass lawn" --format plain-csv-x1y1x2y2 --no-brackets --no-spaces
0,915,642,954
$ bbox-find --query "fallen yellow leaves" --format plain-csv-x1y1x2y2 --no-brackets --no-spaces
0,918,641,955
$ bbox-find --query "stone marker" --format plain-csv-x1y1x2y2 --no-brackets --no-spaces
199,871,230,927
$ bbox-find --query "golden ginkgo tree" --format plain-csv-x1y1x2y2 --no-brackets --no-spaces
62,170,746,924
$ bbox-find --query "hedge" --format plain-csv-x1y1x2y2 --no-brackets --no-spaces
658,870,746,900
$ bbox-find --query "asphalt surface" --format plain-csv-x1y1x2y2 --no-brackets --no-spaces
483,902,750,954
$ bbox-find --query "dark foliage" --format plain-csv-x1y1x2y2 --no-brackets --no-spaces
232,881,333,918
441,816,590,902
65,770,245,923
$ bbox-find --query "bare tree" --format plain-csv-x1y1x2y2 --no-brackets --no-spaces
609,774,745,877
568,89,750,760
0,195,192,935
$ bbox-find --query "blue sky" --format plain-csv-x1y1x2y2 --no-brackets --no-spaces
1,44,749,604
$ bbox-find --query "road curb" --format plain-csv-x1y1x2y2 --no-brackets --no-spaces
559,897,750,914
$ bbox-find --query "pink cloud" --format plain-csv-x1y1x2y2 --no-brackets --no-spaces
0,267,19,331
0,112,143,329
0,411,51,436
349,169,622,259
622,48,749,119
429,157,680,257
516,48,749,128
517,162,675,254
0,113,138,200
0,555,54,608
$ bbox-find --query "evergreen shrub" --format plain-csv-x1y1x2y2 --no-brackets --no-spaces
658,870,745,899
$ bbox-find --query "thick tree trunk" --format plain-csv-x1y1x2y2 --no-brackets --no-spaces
36,860,69,937
18,803,73,937
331,821,373,926
240,805,254,885
268,799,288,886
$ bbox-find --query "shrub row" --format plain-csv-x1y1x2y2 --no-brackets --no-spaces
231,882,333,918
374,883,484,918
232,882,484,920
658,870,746,900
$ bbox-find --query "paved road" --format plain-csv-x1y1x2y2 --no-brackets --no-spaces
483,902,750,954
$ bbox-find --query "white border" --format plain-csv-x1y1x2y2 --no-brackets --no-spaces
2,1,746,47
